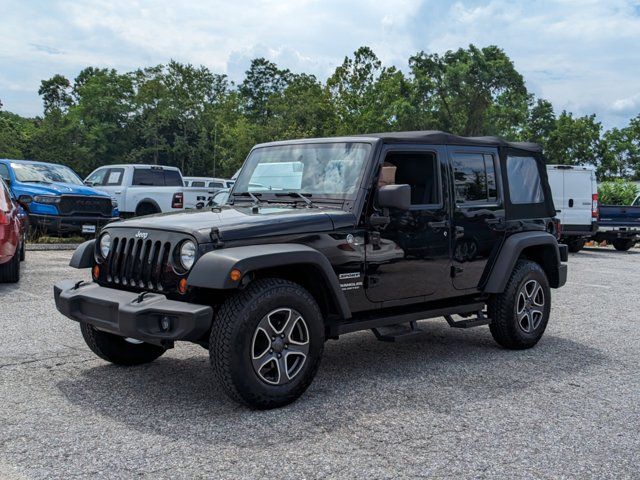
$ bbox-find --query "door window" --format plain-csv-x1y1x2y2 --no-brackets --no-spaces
133,169,164,186
86,168,108,186
452,153,497,204
0,180,12,210
381,152,440,206
164,170,183,187
105,168,124,186
0,163,10,181
191,181,206,187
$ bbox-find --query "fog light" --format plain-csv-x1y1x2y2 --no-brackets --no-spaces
160,316,172,331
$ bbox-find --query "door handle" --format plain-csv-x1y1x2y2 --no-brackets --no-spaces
115,191,122,194
455,226,465,239
484,218,502,225
427,220,449,228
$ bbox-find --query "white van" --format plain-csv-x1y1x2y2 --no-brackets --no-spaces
546,165,598,252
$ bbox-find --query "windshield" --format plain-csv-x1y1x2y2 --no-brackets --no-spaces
12,162,83,185
233,142,372,199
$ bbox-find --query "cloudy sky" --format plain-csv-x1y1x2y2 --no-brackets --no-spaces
1,0,639,129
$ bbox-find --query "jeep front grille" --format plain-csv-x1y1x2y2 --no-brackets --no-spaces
59,195,112,217
107,236,173,291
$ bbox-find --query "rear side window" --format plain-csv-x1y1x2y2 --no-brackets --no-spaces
133,168,164,186
209,182,224,188
507,156,544,204
452,153,497,204
191,181,206,187
164,170,183,187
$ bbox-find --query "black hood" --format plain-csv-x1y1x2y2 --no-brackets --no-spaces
106,205,357,243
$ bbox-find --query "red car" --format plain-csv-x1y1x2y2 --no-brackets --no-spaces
0,178,24,282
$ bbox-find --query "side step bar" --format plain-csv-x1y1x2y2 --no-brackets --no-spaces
369,310,491,342
444,310,491,329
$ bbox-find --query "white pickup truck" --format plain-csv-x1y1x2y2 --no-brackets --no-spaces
84,165,184,217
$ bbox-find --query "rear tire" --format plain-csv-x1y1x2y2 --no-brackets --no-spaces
80,323,166,365
209,278,325,409
135,202,160,217
0,246,20,283
612,239,634,251
488,260,551,350
567,238,585,253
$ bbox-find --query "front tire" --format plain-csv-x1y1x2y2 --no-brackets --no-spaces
209,278,325,409
80,323,166,365
488,260,551,350
612,239,634,251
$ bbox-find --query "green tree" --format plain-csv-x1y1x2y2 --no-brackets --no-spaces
545,112,602,168
38,74,72,114
239,58,291,125
409,45,529,136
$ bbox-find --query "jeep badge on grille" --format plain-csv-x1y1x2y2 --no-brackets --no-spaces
134,231,149,240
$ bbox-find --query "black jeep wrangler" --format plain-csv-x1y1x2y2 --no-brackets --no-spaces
54,131,568,409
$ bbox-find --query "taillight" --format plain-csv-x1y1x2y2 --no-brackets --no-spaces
554,218,562,239
592,193,599,219
0,211,8,225
171,192,184,209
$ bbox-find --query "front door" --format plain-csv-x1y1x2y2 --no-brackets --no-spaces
448,147,506,290
365,146,452,303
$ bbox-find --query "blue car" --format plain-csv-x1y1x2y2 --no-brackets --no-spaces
0,159,119,236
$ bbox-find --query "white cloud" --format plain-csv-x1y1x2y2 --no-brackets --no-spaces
0,0,639,128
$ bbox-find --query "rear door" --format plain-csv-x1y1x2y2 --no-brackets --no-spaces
546,166,564,223
449,147,506,291
563,168,594,230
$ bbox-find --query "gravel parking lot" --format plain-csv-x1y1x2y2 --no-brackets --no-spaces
0,249,638,479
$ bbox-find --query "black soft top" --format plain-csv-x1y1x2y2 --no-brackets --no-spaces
363,130,542,153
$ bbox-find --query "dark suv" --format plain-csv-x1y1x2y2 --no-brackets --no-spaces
54,131,568,409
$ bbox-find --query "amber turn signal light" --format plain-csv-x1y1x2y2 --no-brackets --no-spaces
178,278,188,294
230,269,242,282
92,265,100,280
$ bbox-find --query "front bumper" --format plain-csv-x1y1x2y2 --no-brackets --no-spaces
54,280,213,347
29,214,119,234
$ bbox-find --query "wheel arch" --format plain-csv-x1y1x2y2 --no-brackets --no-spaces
484,232,565,292
188,244,351,321
135,199,161,215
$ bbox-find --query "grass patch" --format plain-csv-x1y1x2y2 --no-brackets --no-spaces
29,235,87,244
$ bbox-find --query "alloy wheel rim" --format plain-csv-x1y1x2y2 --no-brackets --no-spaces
516,279,545,333
251,308,310,385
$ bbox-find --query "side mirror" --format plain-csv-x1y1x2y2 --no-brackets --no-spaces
378,184,411,210
84,181,94,187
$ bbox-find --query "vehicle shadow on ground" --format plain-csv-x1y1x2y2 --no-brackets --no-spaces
582,248,639,256
57,324,605,447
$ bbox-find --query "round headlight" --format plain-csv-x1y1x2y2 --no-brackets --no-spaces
99,233,111,258
179,240,196,270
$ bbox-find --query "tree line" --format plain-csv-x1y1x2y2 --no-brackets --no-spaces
1,45,639,180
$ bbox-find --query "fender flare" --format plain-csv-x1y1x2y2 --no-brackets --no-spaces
484,231,563,293
70,240,95,269
188,243,351,319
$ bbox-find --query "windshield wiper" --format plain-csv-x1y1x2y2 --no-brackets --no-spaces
275,192,315,208
21,180,52,184
231,191,263,207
